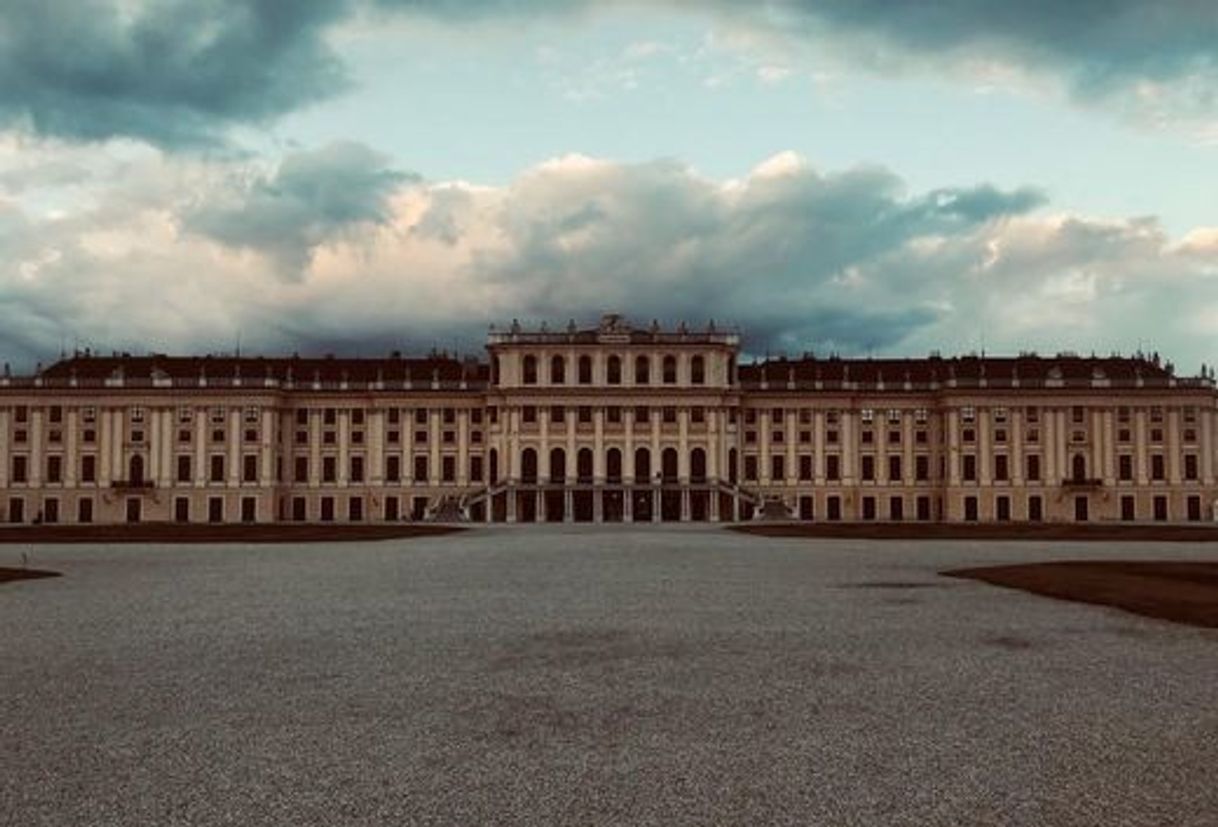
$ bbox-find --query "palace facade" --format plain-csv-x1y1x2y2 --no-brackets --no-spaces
1,315,1216,526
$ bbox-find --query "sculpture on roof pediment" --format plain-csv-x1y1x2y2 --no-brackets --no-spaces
598,313,629,333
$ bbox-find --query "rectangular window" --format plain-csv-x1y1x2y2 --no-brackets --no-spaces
243,454,258,483
799,455,813,481
78,497,94,524
1184,454,1198,481
294,456,309,483
209,455,225,483
414,455,429,482
470,456,484,482
386,455,401,483
350,456,365,483
744,455,758,481
861,455,875,481
322,456,337,483
1119,455,1133,481
1151,455,1165,481
888,455,902,482
1026,454,1041,482
12,455,28,483
770,455,784,481
46,455,62,484
826,454,840,481
442,456,456,482
962,455,977,482
81,455,97,483
177,455,192,483
994,454,1008,482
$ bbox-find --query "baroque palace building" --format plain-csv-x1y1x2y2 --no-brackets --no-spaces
1,314,1216,526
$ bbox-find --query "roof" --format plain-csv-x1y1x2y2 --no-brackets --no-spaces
36,353,489,384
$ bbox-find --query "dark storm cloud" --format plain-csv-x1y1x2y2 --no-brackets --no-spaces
757,0,1218,96
2,1,1215,148
0,0,351,148
184,141,416,275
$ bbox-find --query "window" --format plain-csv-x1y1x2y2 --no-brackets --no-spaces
550,355,565,384
1118,455,1133,481
961,406,976,423
887,409,901,425
350,456,364,483
635,355,650,385
550,405,564,424
78,497,94,524
962,428,975,443
522,406,536,424
46,455,62,484
994,454,1009,481
691,407,705,424
993,429,1007,444
82,406,97,424
415,409,428,425
888,430,901,445
1026,454,1041,482
861,409,875,424
607,355,622,385
1150,406,1164,423
81,455,97,483
993,407,1008,424
12,455,29,483
211,406,226,424
244,428,258,443
1184,454,1198,481
663,407,677,424
691,355,705,385
744,455,758,481
915,408,928,425
177,455,192,483
48,405,63,424
414,456,429,481
385,455,400,483
771,455,785,481
244,406,260,424
799,455,813,481
442,456,456,482
470,456,484,482
663,355,677,384
523,355,537,385
962,455,977,482
294,456,309,483
915,455,929,481
826,455,841,481
209,455,225,483
578,355,593,384
1151,455,1165,481
212,429,226,443
131,407,146,424
888,455,902,482
243,454,258,483
352,408,365,426
861,455,875,481
607,406,621,424
323,456,337,483
14,405,27,423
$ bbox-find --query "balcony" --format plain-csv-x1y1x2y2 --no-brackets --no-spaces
111,480,155,491
1062,477,1103,489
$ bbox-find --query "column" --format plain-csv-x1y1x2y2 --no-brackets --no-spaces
309,409,321,488
842,411,855,482
678,409,690,480
947,410,960,486
902,411,914,486
1011,409,1024,485
1101,409,1115,482
428,409,441,486
785,409,797,487
1202,408,1214,484
29,409,43,486
0,409,9,487
707,410,719,481
814,410,826,484
370,409,385,485
1167,408,1181,483
65,409,79,487
759,408,771,484
195,409,208,487
457,410,469,486
337,409,350,486
978,410,991,484
1043,408,1057,483
261,408,275,485
1134,408,1148,484
227,408,240,487
1055,409,1068,485
593,409,605,481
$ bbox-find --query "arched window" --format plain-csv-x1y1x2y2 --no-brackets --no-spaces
578,355,593,385
690,448,707,482
550,354,565,384
549,447,566,483
1072,454,1087,481
662,355,677,385
635,447,651,481
577,448,594,482
489,448,499,484
523,355,537,385
635,355,650,385
129,454,145,484
606,448,622,482
691,355,705,385
728,448,738,484
607,355,622,385
662,447,678,482
521,448,538,483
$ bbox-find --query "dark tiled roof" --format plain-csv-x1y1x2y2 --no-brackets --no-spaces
38,354,488,384
738,355,1177,386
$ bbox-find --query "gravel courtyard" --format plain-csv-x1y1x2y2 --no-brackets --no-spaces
2,527,1216,826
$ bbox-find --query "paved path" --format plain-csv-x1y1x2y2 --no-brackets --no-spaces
2,527,1216,825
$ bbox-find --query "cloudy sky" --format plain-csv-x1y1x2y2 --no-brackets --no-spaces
1,0,1216,370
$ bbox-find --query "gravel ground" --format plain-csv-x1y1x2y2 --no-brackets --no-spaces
2,526,1216,826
